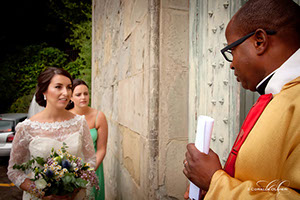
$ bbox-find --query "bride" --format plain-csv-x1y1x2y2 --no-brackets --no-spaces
7,67,96,200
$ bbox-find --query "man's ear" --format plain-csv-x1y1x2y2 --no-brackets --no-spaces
253,29,269,55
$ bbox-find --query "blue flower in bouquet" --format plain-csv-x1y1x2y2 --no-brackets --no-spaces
13,142,99,198
45,169,54,178
62,159,71,170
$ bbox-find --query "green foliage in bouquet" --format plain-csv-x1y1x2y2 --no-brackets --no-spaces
13,142,99,198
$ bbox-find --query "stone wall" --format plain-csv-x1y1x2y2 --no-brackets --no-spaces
92,0,189,199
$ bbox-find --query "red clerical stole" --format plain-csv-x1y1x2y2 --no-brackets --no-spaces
224,93,273,177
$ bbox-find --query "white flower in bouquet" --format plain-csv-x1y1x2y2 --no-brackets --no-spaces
35,178,47,190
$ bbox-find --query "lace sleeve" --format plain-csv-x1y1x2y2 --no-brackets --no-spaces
7,123,31,188
81,117,96,168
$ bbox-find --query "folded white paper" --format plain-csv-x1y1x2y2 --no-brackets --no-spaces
189,115,214,200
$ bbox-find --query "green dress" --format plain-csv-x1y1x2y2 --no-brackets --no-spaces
90,128,105,200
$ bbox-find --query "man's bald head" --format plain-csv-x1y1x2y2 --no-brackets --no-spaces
231,0,300,48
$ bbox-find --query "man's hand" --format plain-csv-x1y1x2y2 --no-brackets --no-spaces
183,143,222,191
184,185,189,199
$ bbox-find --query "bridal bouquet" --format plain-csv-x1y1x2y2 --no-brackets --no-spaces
13,142,99,198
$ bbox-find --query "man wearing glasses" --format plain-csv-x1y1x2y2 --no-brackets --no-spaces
183,0,300,199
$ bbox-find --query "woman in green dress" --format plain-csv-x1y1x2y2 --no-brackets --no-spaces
67,79,108,200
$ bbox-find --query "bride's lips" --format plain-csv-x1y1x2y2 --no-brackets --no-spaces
58,98,68,103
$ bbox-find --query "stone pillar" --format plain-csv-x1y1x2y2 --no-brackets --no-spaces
157,0,189,199
92,0,188,199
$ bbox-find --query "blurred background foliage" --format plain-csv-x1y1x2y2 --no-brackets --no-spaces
0,0,92,113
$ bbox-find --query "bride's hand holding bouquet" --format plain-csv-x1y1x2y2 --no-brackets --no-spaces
14,143,99,199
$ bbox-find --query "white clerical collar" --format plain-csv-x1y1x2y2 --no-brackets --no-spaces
256,48,300,95
256,69,278,94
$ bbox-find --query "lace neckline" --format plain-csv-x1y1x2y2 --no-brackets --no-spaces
22,115,83,130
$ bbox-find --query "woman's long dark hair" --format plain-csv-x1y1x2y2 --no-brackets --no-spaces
65,79,89,110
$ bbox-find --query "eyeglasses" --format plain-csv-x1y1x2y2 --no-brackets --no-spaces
221,30,276,62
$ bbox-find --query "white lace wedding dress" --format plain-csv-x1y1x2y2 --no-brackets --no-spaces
7,115,96,200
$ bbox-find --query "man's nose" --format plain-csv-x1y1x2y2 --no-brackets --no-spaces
230,63,235,70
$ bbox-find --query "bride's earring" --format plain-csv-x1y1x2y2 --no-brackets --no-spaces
44,95,47,100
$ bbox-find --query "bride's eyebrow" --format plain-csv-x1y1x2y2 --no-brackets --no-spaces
53,83,63,86
53,83,72,86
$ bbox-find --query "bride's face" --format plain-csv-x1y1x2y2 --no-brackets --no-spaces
44,74,72,109
71,84,90,108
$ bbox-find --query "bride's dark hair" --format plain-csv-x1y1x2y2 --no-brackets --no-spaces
65,79,89,110
35,67,73,107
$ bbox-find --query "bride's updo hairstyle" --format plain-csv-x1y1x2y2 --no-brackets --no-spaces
35,67,73,107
